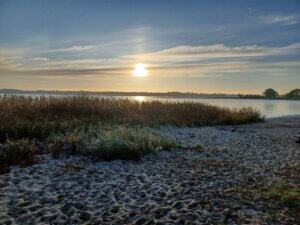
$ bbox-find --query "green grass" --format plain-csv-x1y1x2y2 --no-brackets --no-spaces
266,183,300,208
47,125,179,160
0,125,179,171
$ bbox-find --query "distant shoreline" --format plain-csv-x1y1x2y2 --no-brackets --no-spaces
0,88,299,100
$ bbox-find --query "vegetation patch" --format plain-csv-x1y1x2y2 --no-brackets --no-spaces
0,139,38,172
0,125,179,170
47,125,180,161
0,95,262,170
0,95,263,142
235,181,300,224
265,183,300,208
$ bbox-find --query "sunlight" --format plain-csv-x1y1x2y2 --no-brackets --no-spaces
133,63,148,77
134,96,145,102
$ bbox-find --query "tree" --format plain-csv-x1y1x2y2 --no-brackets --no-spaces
285,88,300,98
263,88,279,98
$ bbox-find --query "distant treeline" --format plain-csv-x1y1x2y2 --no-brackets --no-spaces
0,88,299,100
238,88,300,100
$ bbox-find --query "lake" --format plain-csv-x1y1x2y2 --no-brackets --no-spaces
125,96,300,118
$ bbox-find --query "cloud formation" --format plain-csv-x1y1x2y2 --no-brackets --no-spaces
260,15,299,26
124,43,300,63
1,43,300,80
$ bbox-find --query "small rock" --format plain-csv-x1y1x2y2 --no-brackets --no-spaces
110,205,119,213
79,211,91,221
247,176,256,183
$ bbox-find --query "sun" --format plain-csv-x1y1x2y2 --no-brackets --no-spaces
133,63,148,77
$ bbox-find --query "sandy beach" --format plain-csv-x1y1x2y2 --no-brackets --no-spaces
0,117,299,225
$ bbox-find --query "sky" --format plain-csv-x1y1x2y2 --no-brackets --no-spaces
0,0,300,94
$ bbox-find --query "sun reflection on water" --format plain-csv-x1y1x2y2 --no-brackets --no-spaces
134,96,145,102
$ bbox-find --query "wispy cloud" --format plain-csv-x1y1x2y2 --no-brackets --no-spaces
124,43,300,63
0,56,24,69
31,57,49,61
52,45,97,53
260,15,299,26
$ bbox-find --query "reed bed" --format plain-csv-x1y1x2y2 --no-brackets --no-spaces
0,95,262,140
0,95,263,169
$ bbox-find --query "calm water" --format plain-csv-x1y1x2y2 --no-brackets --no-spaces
126,96,300,118
1,94,300,118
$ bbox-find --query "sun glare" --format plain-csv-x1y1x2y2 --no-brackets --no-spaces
133,63,148,77
134,96,145,102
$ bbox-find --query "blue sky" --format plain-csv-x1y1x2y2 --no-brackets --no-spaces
0,0,300,94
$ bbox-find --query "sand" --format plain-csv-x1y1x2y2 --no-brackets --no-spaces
0,117,299,224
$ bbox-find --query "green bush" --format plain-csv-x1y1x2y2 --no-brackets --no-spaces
92,126,179,160
47,125,179,160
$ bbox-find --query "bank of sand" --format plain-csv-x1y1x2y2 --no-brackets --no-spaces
0,117,299,224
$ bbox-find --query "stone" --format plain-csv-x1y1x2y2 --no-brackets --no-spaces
79,211,91,221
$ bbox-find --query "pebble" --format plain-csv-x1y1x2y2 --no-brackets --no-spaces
79,211,91,221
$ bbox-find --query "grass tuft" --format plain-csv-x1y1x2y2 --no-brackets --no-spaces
266,183,300,208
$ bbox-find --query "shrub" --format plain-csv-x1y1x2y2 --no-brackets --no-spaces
0,139,38,168
92,126,179,160
47,125,179,160
47,135,65,159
